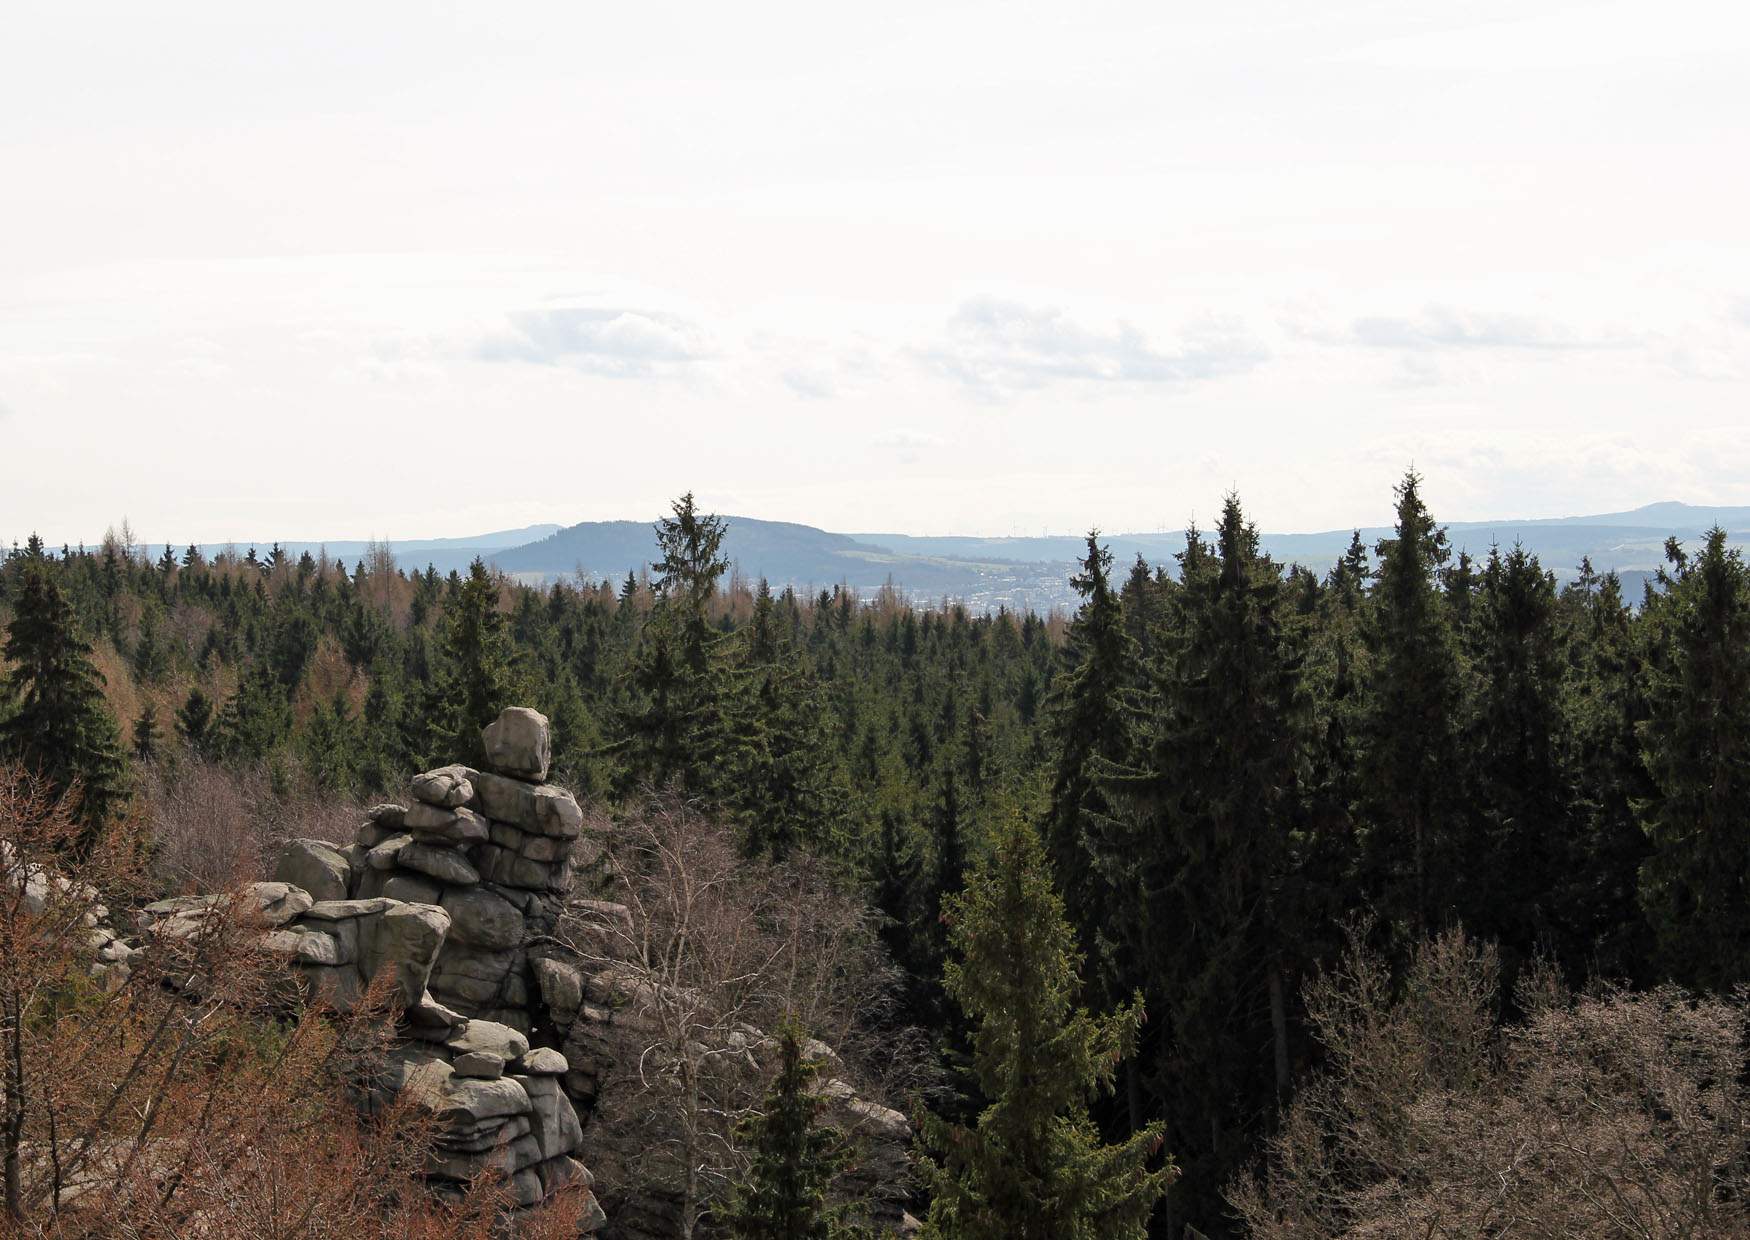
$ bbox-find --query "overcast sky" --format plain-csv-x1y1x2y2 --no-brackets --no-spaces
3,1,1748,547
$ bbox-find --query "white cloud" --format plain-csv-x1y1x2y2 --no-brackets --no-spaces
915,298,1268,398
780,367,837,400
475,307,712,376
1349,306,1634,352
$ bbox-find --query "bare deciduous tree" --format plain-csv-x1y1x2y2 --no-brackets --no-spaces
1231,925,1750,1238
562,793,922,1238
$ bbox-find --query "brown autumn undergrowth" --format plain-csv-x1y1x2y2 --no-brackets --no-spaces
1230,925,1750,1239
0,764,588,1239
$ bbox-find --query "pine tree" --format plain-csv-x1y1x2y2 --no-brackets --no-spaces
616,494,739,795
1559,568,1653,978
724,1024,860,1240
1042,532,1136,1005
1356,470,1464,934
427,557,514,766
1460,544,1573,968
1108,496,1305,1223
920,811,1171,1240
177,687,214,755
0,561,127,837
131,704,161,762
1637,527,1750,990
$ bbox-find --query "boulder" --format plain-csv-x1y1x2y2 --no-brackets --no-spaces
372,903,450,1007
400,843,480,887
482,707,551,782
410,764,478,809
446,1018,531,1061
533,957,585,1023
241,882,313,926
273,838,350,903
473,772,582,839
366,834,413,870
301,897,398,921
405,803,490,844
382,873,443,905
517,1047,569,1076
366,803,407,828
263,925,346,966
441,886,525,950
453,1050,507,1079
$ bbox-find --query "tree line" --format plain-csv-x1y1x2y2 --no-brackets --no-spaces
3,474,1749,1236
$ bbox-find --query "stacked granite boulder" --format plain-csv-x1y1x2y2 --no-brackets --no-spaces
133,708,604,1228
333,707,599,1032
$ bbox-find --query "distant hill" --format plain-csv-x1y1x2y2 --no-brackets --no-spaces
182,503,1747,614
191,524,563,578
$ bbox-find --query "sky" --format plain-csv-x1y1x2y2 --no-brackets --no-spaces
3,0,1749,547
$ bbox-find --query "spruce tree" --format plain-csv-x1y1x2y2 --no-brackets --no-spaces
1461,544,1573,967
177,687,214,755
428,557,514,766
1356,470,1464,934
131,704,161,762
724,1024,859,1240
1559,568,1653,978
1042,532,1136,1005
919,810,1170,1240
617,494,738,795
1637,527,1750,990
0,561,127,837
1110,496,1304,1223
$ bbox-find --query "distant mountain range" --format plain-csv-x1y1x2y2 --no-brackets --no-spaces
198,503,1750,615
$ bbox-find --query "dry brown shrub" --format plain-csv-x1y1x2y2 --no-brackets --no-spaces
138,758,363,891
1230,925,1750,1239
0,764,591,1238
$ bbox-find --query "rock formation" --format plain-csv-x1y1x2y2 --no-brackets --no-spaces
116,706,912,1234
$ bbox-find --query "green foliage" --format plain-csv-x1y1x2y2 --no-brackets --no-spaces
725,1024,862,1239
425,557,514,766
1356,469,1464,934
1637,528,1750,990
920,810,1171,1240
0,559,127,839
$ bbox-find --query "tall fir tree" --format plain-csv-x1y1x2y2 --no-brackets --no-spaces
617,494,741,795
1460,544,1574,969
919,810,1171,1240
1111,496,1305,1226
1558,567,1654,978
1636,527,1750,990
1042,532,1137,1009
1356,470,1464,935
428,557,514,766
0,561,127,837
131,704,161,763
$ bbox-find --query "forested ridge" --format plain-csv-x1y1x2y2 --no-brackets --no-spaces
5,471,1750,1238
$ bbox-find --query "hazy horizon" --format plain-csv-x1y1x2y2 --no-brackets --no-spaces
5,1,1748,543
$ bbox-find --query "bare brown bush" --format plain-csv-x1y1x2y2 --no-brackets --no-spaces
138,757,361,891
565,793,923,1238
0,763,589,1238
1230,926,1750,1238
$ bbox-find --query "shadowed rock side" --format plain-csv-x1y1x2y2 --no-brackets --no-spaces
119,707,910,1235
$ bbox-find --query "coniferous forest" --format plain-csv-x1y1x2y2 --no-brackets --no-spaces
5,473,1750,1237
